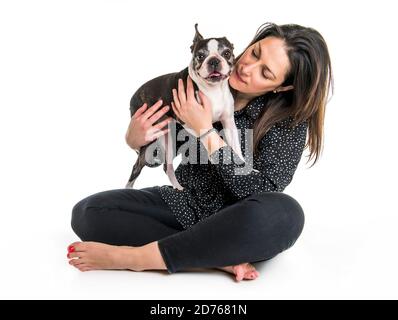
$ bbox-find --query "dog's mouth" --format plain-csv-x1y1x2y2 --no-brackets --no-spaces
205,72,227,82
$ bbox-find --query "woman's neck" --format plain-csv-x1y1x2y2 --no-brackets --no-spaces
229,82,254,111
234,97,251,111
234,92,257,111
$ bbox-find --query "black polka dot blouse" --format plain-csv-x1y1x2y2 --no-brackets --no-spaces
152,94,308,230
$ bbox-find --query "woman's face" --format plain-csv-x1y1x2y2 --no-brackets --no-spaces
229,36,291,96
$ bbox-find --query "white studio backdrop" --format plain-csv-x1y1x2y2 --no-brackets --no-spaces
0,0,397,299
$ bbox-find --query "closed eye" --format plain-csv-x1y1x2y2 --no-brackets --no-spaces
251,49,271,80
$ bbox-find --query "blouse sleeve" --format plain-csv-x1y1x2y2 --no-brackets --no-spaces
208,117,308,199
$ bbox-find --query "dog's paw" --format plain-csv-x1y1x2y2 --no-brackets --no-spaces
174,184,184,191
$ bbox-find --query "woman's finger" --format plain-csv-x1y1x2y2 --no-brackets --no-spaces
198,90,211,110
177,78,187,104
133,103,148,119
171,101,181,119
172,89,181,109
153,117,173,131
186,75,195,102
150,128,170,141
141,99,164,122
147,105,170,125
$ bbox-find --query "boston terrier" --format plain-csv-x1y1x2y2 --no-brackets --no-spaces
126,23,244,190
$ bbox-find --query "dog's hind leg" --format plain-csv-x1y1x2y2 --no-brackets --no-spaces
125,143,156,188
125,154,146,189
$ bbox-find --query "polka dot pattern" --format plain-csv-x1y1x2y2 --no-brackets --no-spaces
155,94,308,230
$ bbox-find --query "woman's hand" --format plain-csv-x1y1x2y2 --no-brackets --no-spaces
125,100,173,150
171,75,213,136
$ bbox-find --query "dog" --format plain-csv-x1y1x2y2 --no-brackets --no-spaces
126,23,244,190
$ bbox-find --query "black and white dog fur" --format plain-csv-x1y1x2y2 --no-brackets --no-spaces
126,24,244,190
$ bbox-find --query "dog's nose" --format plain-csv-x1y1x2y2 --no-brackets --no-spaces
208,57,220,68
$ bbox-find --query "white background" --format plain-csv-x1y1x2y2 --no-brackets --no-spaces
0,0,397,299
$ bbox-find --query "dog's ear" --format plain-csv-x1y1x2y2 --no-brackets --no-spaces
190,23,204,53
221,36,234,51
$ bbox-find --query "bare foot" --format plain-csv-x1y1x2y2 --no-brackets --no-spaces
217,263,260,282
66,241,260,282
66,241,143,272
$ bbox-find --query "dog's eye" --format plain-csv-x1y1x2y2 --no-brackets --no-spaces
197,54,205,61
223,50,231,59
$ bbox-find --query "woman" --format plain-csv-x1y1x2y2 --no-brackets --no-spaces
67,22,333,282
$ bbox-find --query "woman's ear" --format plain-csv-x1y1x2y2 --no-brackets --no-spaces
276,85,294,92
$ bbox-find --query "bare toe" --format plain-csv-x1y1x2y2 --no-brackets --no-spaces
233,265,246,282
67,241,83,253
67,251,85,260
217,262,260,281
244,264,260,279
235,263,260,281
69,259,85,267
78,265,92,272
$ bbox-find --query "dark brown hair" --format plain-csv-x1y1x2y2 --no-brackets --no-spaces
231,22,334,167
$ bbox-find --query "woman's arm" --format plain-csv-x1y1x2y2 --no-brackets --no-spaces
202,117,308,199
125,100,173,167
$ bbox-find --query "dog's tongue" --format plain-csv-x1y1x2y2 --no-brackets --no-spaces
210,72,221,77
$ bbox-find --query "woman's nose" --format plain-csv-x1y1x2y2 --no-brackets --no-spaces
240,63,253,76
240,67,250,77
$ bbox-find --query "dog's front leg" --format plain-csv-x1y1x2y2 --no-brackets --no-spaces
220,116,245,162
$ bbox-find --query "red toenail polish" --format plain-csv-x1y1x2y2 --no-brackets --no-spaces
68,246,75,253
67,253,70,258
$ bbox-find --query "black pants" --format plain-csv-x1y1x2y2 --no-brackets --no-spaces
71,186,305,273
